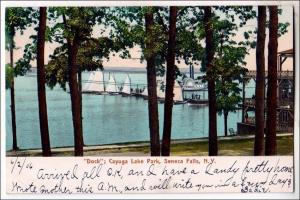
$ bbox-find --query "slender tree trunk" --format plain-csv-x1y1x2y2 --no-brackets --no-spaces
68,43,83,156
265,6,278,155
254,6,266,156
145,8,160,156
242,80,245,123
63,15,83,156
162,6,177,156
37,7,51,156
204,6,218,156
78,69,84,146
224,111,228,136
10,44,18,151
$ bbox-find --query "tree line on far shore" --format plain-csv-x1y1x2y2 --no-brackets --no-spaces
5,5,287,156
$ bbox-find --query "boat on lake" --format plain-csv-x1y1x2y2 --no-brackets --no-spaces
182,78,206,91
187,92,209,105
173,80,186,104
140,87,148,98
106,73,120,95
157,80,186,104
121,74,132,96
82,70,105,94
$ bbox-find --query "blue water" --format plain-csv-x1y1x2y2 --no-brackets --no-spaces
5,70,256,150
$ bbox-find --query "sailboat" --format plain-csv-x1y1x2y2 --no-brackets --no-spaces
82,70,105,94
141,87,148,98
173,80,186,104
139,83,163,100
106,73,119,95
121,74,132,96
141,85,163,101
156,80,186,104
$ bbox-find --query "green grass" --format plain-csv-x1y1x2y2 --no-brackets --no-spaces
96,135,294,156
7,135,294,157
170,135,293,156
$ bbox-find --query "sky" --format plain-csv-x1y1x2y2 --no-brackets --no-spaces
5,5,294,71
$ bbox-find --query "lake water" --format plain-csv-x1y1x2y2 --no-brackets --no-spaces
5,70,256,150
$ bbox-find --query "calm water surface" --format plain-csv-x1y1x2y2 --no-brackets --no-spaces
5,71,256,150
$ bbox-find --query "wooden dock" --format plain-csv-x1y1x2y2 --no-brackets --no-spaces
244,70,293,80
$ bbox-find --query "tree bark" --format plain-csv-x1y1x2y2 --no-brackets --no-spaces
63,14,83,156
204,6,218,156
265,6,278,155
78,69,84,146
224,111,228,136
10,43,18,151
162,6,177,156
242,80,245,123
145,8,160,156
254,6,266,156
37,7,51,156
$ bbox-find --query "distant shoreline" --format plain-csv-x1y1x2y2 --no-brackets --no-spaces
27,67,192,74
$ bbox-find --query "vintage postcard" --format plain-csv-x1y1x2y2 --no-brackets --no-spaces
1,0,299,199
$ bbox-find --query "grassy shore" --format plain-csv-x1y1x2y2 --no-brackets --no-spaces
7,134,293,156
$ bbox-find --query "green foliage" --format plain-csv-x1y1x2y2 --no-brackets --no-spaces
278,22,290,37
46,37,115,90
216,88,242,115
107,7,186,78
5,7,34,47
213,46,248,116
177,7,205,68
5,6,290,91
15,43,36,76
195,7,252,117
216,6,257,27
46,53,68,90
45,7,119,89
48,7,100,42
213,42,248,115
5,7,35,76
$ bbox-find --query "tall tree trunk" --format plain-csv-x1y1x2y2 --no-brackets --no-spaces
265,6,278,155
162,6,177,156
68,43,83,156
242,80,245,123
63,15,83,156
37,7,51,156
254,6,266,156
224,111,228,136
204,6,218,156
145,8,160,156
10,42,18,151
78,69,84,146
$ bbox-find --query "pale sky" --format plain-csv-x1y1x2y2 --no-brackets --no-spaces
6,6,294,71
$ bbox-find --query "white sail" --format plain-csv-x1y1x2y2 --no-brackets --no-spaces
83,71,105,93
122,74,131,94
89,71,105,92
82,72,95,91
141,87,148,96
106,73,119,93
173,80,183,102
